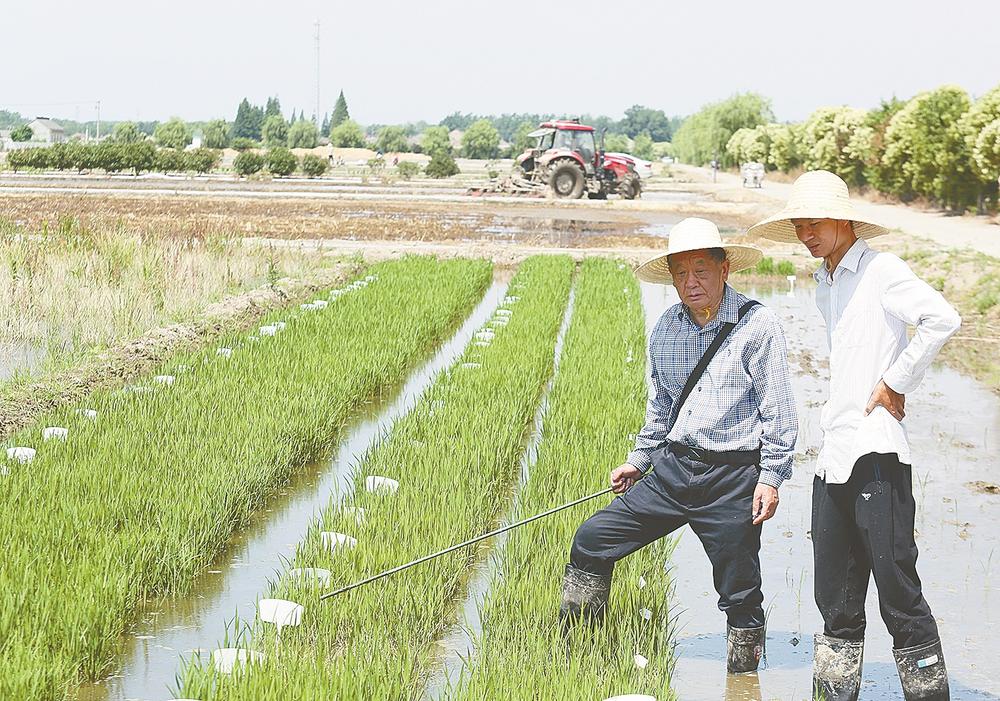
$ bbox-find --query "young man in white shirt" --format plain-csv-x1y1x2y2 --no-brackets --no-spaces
751,171,960,701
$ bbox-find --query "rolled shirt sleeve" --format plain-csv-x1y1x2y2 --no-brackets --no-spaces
744,309,798,488
879,255,962,395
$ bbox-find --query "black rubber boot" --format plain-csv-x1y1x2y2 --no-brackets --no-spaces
727,625,765,673
559,563,611,628
813,634,864,701
893,638,949,701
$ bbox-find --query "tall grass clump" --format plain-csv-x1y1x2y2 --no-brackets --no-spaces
176,255,575,699
0,256,490,700
448,258,675,700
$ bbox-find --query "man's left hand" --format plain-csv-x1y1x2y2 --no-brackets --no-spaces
866,379,905,421
752,484,779,525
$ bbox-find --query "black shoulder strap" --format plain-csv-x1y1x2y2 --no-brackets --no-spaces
672,300,759,423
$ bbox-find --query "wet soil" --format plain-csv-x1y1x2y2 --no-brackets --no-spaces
641,282,1000,700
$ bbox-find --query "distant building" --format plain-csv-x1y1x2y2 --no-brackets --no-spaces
27,117,66,143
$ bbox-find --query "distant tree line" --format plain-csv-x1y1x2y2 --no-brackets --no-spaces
677,85,1000,211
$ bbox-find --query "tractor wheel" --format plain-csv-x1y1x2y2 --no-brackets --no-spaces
619,174,640,200
549,160,586,199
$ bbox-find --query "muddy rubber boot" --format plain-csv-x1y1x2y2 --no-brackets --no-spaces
812,634,863,701
893,638,949,701
727,625,765,673
559,563,611,629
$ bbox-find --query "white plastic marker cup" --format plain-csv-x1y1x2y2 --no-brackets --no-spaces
275,321,287,331
637,575,647,589
365,475,399,494
6,447,36,463
154,375,175,386
217,347,233,358
460,362,481,370
288,567,332,586
312,299,328,309
259,325,278,337
257,598,304,635
634,653,649,669
211,648,265,674
300,303,318,311
604,696,656,701
76,409,98,420
639,607,653,621
42,427,69,441
321,532,357,551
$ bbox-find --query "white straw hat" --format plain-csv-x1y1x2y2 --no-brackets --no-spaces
748,170,888,243
634,217,763,284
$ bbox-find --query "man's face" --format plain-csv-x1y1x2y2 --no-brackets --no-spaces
791,218,850,258
668,250,729,311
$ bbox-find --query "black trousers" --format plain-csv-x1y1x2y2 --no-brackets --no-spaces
812,452,939,649
570,447,764,628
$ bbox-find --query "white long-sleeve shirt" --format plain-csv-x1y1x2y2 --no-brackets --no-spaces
813,238,961,483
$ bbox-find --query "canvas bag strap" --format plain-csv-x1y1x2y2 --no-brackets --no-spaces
671,300,760,426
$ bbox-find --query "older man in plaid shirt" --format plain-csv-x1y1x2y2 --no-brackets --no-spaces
561,218,798,675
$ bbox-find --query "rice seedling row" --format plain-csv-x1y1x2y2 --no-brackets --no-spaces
176,255,575,699
447,258,676,701
0,256,490,700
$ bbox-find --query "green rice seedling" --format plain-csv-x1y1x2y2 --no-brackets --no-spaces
446,258,674,701
0,256,490,700
176,255,575,699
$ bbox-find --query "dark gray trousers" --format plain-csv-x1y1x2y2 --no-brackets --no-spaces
570,447,765,628
812,452,939,649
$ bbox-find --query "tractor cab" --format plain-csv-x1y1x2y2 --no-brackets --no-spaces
525,121,598,174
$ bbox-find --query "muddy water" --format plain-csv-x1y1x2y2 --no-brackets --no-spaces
73,276,511,701
640,282,1000,701
0,340,46,382
423,287,577,699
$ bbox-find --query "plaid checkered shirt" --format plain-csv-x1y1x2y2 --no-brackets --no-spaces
627,284,798,488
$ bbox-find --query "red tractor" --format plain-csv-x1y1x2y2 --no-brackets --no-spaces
514,119,642,200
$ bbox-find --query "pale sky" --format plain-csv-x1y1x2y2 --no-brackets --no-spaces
4,0,999,125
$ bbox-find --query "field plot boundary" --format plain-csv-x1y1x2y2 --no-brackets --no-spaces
0,256,490,699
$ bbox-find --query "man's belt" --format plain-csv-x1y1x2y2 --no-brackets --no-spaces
668,442,760,466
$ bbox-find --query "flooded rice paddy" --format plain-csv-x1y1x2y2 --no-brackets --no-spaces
70,271,996,701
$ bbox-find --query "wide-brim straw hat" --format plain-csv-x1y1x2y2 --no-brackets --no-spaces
634,217,763,284
748,170,888,243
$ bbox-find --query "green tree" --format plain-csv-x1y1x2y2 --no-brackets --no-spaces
461,119,500,159
111,121,143,144
673,93,773,167
329,119,366,148
509,121,535,156
202,119,230,149
154,117,193,149
862,98,907,192
632,132,655,160
321,112,330,135
233,150,265,177
10,124,32,142
799,106,872,186
604,133,630,152
883,86,977,209
231,137,258,151
958,84,1000,207
301,153,328,177
122,141,156,174
330,90,350,133
973,119,1000,185
396,160,421,180
425,150,459,178
287,120,318,149
620,105,674,141
266,147,297,176
265,96,282,119
184,147,221,174
232,98,264,140
155,148,186,172
375,126,408,153
261,115,288,147
421,125,452,157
